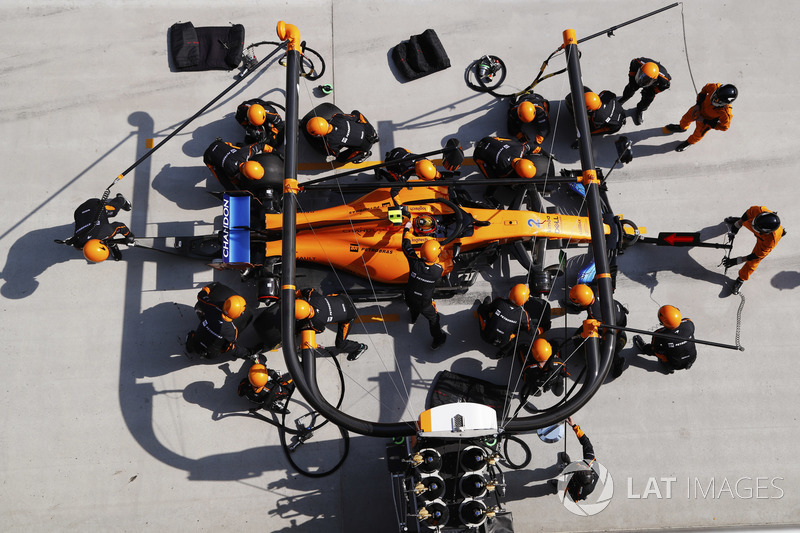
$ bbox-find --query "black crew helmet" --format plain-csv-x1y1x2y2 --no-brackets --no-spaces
752,212,780,234
711,84,738,107
567,466,599,501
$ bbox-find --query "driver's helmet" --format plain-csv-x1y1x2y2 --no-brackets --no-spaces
413,215,438,236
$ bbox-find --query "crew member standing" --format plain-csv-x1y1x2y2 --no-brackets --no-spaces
632,305,696,373
402,222,447,350
306,110,379,164
664,83,737,152
68,194,134,262
723,206,785,295
618,58,671,125
549,416,599,502
295,287,368,361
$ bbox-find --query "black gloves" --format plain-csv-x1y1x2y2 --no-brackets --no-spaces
722,256,744,268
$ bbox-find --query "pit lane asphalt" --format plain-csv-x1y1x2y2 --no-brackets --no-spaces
1,1,799,532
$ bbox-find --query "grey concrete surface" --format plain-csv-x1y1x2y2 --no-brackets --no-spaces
1,1,799,532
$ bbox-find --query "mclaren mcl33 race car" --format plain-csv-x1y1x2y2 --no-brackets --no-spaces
136,171,636,302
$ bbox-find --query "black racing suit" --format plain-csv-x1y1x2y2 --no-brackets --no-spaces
322,111,379,163
478,297,532,357
642,319,697,370
565,424,599,502
235,98,285,147
620,57,671,112
296,288,361,356
507,93,551,148
70,197,133,259
187,307,250,360
566,87,626,136
473,136,534,179
203,139,273,190
194,282,252,330
402,229,446,343
238,369,295,410
521,355,566,397
377,147,417,182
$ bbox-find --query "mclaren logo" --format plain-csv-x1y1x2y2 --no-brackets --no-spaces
557,461,614,516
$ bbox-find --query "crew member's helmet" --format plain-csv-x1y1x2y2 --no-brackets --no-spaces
517,101,536,123
567,465,598,501
413,215,438,236
306,117,332,137
635,62,659,87
584,92,602,111
240,161,265,181
512,158,536,179
223,295,246,321
415,159,440,181
710,84,738,107
421,239,441,263
295,300,314,320
658,305,682,330
752,212,780,234
83,239,109,263
248,364,270,393
532,338,553,362
247,104,267,126
569,284,595,307
509,283,530,306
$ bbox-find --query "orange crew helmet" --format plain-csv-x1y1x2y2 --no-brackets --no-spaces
415,159,440,181
83,239,109,263
509,283,530,306
295,300,315,320
248,364,270,393
532,338,553,362
512,158,536,179
517,101,536,123
306,117,331,137
658,305,682,330
635,62,659,87
240,160,265,181
584,92,602,111
247,104,267,126
569,284,595,307
223,295,246,321
421,239,441,263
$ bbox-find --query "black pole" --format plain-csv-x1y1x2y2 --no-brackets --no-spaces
577,3,680,44
276,22,416,438
302,176,579,192
502,29,619,433
600,324,743,351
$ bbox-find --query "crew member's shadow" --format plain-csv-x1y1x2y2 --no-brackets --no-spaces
618,222,732,294
620,126,684,157
151,163,221,211
182,361,256,418
1,224,80,299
